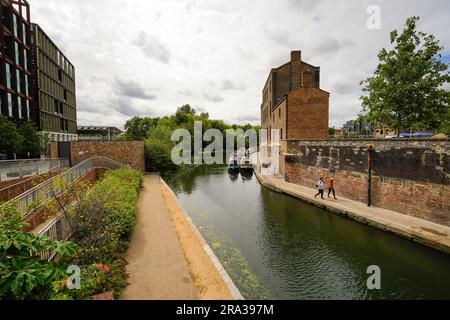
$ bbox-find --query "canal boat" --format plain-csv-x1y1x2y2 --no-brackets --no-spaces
227,153,240,174
239,150,254,175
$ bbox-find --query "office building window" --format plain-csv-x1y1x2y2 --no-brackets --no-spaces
25,75,29,96
15,42,20,65
23,49,28,70
16,69,21,93
6,64,12,89
7,93,13,117
22,23,27,44
18,97,22,119
26,99,30,119
13,15,18,37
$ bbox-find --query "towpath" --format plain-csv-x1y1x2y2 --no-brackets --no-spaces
121,175,198,300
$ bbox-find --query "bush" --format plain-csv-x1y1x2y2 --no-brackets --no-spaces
0,203,79,300
68,168,143,265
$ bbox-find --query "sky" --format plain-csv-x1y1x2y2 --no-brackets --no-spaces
28,0,450,129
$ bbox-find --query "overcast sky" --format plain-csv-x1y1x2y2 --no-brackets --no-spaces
28,0,450,129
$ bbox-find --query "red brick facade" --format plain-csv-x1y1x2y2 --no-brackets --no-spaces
261,51,329,142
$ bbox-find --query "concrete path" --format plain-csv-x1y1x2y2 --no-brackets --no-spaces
121,175,198,300
255,172,450,254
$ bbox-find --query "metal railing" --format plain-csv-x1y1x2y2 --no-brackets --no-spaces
18,157,126,261
0,158,69,181
36,215,72,261
7,157,124,218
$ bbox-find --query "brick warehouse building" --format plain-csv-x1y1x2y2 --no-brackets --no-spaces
261,51,329,142
0,0,33,125
31,23,77,142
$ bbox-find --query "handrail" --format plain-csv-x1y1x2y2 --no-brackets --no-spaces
4,157,125,218
0,158,70,181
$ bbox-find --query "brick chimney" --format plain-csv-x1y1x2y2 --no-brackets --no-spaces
290,51,302,90
291,50,301,62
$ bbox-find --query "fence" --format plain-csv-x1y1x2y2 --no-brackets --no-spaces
7,157,124,218
0,158,69,182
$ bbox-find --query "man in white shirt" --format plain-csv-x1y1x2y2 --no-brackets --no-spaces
315,177,325,199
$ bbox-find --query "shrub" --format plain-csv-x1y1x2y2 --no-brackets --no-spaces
68,168,143,265
0,203,79,300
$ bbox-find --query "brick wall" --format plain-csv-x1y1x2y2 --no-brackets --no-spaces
48,141,145,172
284,140,450,226
287,88,329,140
70,141,144,172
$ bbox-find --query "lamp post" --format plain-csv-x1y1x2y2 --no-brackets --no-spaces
367,144,374,207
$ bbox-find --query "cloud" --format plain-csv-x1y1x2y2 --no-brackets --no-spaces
203,93,224,103
28,0,450,130
222,80,246,91
114,77,157,100
133,31,171,64
233,114,261,123
109,96,153,117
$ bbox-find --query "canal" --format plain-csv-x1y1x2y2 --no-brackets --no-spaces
167,166,450,300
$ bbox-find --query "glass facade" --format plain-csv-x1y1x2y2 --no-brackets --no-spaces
32,23,77,135
0,0,33,125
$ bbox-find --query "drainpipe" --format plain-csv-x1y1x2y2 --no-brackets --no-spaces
367,144,374,207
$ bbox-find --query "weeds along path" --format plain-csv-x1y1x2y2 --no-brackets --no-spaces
121,175,198,300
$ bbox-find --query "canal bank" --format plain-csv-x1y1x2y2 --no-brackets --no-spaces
254,170,450,255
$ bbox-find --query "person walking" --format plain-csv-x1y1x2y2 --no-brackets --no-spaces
328,178,337,200
315,177,325,199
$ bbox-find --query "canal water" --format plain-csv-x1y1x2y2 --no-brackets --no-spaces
167,166,450,300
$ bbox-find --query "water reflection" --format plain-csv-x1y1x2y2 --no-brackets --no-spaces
167,166,450,300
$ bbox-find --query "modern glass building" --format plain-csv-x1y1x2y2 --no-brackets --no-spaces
0,0,33,125
31,23,77,141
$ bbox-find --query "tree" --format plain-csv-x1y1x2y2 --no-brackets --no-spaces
123,117,157,140
176,104,196,115
0,116,22,156
360,16,450,134
328,127,336,137
17,121,44,157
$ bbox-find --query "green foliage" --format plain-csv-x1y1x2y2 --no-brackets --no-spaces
17,122,45,156
0,203,79,300
68,168,143,265
122,105,260,174
123,116,158,140
0,116,22,155
49,260,128,300
360,16,450,133
328,127,336,137
0,117,47,158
